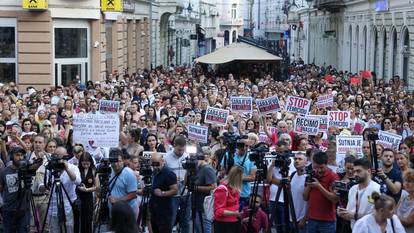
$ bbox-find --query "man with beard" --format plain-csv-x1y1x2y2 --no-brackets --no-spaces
337,158,380,229
149,153,179,233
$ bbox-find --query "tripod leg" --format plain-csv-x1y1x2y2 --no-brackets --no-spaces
56,184,68,233
285,187,299,233
41,183,56,233
29,192,41,233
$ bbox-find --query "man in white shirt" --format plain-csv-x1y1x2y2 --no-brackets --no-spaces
290,152,308,233
43,146,81,233
337,158,380,228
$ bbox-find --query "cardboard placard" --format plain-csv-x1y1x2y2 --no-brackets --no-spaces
256,96,281,115
328,111,350,129
378,130,402,150
294,116,320,135
142,151,166,159
309,115,328,133
285,96,311,116
99,100,120,113
336,135,363,157
187,124,209,144
204,107,229,126
316,94,334,109
230,96,253,113
73,113,120,148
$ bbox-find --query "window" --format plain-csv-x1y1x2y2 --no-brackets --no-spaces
231,4,237,19
55,28,87,58
0,19,16,84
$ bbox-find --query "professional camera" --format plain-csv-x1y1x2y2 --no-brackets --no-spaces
18,158,43,187
45,155,66,172
182,156,199,172
305,166,315,183
249,143,270,162
334,178,358,200
96,158,114,175
271,151,294,168
222,132,248,149
367,131,379,141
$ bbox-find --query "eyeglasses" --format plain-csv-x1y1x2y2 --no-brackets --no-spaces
384,122,391,125
44,125,51,127
158,125,166,128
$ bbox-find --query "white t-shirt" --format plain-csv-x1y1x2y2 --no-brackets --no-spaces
268,158,295,203
290,172,307,221
353,214,406,233
347,180,381,228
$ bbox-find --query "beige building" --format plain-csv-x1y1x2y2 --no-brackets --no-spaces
0,0,150,91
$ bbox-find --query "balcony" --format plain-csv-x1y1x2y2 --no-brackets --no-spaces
220,18,243,26
314,0,345,12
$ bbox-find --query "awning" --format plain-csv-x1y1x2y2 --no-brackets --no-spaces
195,42,282,64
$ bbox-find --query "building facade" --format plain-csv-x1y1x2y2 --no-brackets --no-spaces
0,0,150,91
295,0,414,89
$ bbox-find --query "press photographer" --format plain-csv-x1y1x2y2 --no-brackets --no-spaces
0,147,31,233
337,158,380,230
149,152,179,233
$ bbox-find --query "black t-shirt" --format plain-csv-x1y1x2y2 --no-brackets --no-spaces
374,166,403,203
0,166,24,212
149,166,177,217
194,164,217,211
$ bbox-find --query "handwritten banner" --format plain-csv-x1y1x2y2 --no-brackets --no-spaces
328,111,350,129
230,96,253,113
256,96,281,115
99,100,120,113
285,96,311,116
187,124,209,143
73,113,120,148
378,130,402,150
316,94,334,108
204,107,229,126
294,116,320,135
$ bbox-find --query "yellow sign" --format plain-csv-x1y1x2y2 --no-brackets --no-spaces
22,0,48,10
101,0,123,12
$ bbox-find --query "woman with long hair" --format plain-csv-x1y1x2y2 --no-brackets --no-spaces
143,133,166,152
396,151,410,178
77,152,99,233
353,192,405,233
213,166,243,233
109,201,140,233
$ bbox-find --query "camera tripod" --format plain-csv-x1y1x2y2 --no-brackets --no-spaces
137,177,152,232
93,173,110,233
272,165,299,233
17,173,41,233
41,170,72,233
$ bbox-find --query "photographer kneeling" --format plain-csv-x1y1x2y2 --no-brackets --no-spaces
0,147,30,233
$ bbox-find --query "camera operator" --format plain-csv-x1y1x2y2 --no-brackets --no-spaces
375,148,403,203
107,148,138,217
0,147,30,233
220,140,256,210
303,151,339,233
44,146,81,233
337,158,380,229
149,152,179,233
164,135,191,233
194,152,217,233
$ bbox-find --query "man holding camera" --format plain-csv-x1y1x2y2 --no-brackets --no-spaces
108,148,138,217
0,147,30,233
303,151,339,233
44,146,81,233
150,152,179,233
375,148,403,202
337,158,380,229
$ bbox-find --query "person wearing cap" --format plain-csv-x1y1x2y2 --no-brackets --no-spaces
0,147,31,233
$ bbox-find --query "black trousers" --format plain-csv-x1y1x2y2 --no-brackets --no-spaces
213,220,241,233
151,214,172,233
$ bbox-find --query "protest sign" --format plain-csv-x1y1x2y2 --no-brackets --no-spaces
256,96,281,114
187,124,209,143
336,135,363,165
73,113,119,148
316,94,334,108
285,96,311,115
204,107,229,126
308,115,328,132
294,116,320,135
376,140,393,149
328,111,350,129
142,151,166,158
99,100,120,113
378,130,402,150
230,96,253,113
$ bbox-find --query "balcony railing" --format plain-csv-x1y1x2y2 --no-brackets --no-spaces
314,0,346,12
220,18,243,26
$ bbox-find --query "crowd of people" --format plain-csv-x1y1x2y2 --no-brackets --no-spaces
0,63,414,233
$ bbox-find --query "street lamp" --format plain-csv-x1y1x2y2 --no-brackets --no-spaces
187,2,193,14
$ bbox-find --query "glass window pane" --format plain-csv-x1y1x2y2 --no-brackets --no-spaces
0,63,16,83
0,27,15,58
55,28,87,58
61,64,81,86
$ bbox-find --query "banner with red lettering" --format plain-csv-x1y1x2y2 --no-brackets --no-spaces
316,94,334,109
308,115,328,132
294,116,320,135
256,96,281,115
230,96,253,113
285,96,311,116
187,124,208,143
328,111,351,129
204,107,229,126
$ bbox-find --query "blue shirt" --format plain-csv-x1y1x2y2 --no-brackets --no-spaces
221,152,257,198
109,167,138,216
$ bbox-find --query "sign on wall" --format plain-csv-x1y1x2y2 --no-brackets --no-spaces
22,0,48,10
101,0,123,12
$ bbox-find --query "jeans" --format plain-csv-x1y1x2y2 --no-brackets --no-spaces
194,211,212,233
2,210,30,233
48,211,74,233
171,195,191,233
307,219,336,233
290,221,307,233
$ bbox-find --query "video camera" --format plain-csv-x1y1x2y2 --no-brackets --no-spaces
334,178,358,201
18,158,43,187
222,132,248,149
45,155,67,172
305,166,315,183
96,158,118,175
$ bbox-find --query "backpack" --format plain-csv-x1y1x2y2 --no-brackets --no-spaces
203,184,228,221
